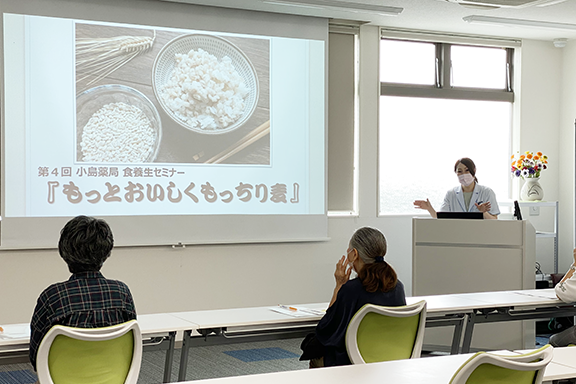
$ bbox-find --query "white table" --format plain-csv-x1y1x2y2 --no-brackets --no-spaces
517,346,576,383
0,313,197,383
171,303,327,382
138,313,199,383
175,348,576,384
0,323,30,363
171,299,473,382
457,289,576,353
3,289,573,383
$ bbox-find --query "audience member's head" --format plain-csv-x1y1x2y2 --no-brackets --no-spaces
349,226,397,293
349,226,388,265
58,215,114,274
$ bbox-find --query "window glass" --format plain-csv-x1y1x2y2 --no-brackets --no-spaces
451,45,507,89
379,96,511,215
380,39,435,85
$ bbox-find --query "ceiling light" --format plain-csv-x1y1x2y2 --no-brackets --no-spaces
463,15,576,31
445,0,568,8
262,0,403,16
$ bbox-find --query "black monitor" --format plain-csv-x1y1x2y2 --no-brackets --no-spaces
436,211,483,219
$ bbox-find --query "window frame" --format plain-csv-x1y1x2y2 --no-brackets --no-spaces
380,40,515,102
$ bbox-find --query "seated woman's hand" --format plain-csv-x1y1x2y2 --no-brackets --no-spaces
334,255,352,287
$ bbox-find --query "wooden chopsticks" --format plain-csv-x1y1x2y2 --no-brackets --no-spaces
204,120,270,164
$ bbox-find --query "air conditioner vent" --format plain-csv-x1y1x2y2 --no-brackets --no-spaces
445,0,567,8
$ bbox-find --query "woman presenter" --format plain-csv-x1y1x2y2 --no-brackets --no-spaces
413,157,500,219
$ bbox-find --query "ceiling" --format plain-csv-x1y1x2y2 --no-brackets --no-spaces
161,0,576,42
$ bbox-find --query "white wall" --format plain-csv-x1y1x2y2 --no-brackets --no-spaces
0,24,571,325
559,40,576,271
516,40,563,274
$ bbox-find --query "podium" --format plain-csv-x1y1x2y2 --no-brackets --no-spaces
412,218,536,350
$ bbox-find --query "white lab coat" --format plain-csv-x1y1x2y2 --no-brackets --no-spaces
439,184,500,215
555,272,576,303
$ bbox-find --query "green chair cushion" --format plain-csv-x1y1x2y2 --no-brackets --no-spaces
48,331,134,384
356,312,420,363
464,363,538,384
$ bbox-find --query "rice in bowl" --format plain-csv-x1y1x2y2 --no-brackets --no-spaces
160,48,249,131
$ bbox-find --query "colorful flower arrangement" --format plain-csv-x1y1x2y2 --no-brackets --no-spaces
511,151,548,179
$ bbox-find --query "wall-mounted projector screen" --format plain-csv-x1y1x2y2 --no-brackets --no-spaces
0,0,327,249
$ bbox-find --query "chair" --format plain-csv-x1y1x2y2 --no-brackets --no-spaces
449,344,553,384
36,320,142,384
345,300,427,364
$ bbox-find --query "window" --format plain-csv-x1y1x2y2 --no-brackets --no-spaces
451,45,508,89
379,36,515,215
380,40,435,86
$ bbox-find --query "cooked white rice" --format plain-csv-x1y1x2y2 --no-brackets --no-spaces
160,48,249,131
80,101,156,163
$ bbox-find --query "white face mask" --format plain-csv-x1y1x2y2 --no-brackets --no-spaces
458,173,475,187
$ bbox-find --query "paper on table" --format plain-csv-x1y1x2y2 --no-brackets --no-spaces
0,324,30,340
297,307,326,316
514,291,559,300
270,306,326,318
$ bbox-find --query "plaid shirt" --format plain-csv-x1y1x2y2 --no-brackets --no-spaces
29,271,137,370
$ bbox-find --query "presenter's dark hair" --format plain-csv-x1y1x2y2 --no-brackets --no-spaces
454,157,478,183
350,227,397,293
59,215,114,274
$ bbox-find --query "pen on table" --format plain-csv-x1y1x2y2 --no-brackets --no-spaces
278,304,298,311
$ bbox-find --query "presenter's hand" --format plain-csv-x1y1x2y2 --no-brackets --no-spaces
334,255,352,287
572,248,576,265
414,199,432,210
475,202,492,213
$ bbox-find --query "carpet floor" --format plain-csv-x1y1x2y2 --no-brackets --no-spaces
0,338,309,384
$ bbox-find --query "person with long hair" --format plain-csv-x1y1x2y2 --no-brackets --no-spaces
300,227,405,367
413,157,500,219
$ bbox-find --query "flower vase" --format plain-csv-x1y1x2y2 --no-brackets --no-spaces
520,177,544,201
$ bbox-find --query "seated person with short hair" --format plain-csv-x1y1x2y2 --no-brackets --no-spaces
550,248,576,347
29,215,137,370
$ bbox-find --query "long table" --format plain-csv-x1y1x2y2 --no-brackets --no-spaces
0,313,197,383
174,347,576,384
171,296,478,381
2,288,575,383
457,289,576,353
173,288,576,381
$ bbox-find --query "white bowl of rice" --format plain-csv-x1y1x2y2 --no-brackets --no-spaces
76,84,162,163
152,34,259,134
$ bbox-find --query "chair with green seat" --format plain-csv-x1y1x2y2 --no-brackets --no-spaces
449,344,553,384
345,300,427,364
36,320,142,384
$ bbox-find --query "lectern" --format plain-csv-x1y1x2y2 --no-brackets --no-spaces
412,218,536,350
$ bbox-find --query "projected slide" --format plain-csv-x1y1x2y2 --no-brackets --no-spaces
3,14,325,218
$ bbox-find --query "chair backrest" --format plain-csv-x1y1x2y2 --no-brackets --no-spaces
449,344,554,384
345,300,427,364
36,320,142,384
